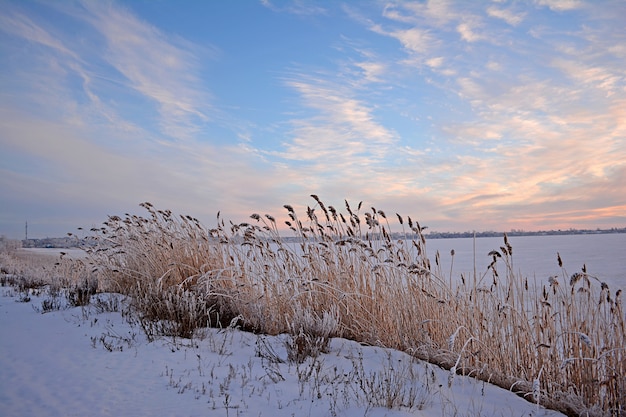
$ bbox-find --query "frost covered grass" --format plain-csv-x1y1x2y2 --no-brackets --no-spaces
0,288,566,417
0,237,96,306
1,197,624,416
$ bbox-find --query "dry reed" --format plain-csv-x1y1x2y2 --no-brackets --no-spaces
15,197,624,417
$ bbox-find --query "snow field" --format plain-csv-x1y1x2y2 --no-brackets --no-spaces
0,288,565,417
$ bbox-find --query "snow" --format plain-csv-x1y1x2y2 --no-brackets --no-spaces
0,289,566,417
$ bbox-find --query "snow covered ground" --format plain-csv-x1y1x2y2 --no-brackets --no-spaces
0,288,566,417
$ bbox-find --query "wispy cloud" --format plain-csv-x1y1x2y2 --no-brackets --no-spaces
260,0,327,16
551,58,622,96
386,0,459,26
1,0,624,237
534,0,585,12
278,75,395,164
486,6,526,26
0,10,78,60
0,1,277,233
345,0,626,229
457,18,486,43
77,1,215,141
1,1,216,142
353,61,386,83
253,0,626,230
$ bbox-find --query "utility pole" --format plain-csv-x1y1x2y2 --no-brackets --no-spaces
25,221,28,241
473,230,476,283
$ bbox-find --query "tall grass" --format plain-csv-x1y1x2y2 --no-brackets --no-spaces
80,197,624,417
0,237,92,295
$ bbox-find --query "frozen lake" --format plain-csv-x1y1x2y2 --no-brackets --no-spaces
424,233,625,292
23,247,87,259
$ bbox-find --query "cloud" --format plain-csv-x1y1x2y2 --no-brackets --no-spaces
354,61,386,83
0,1,283,235
260,0,327,16
1,1,216,142
426,56,444,68
387,0,459,26
277,77,395,164
485,60,502,71
551,58,622,96
486,6,526,26
368,24,437,60
2,0,625,237
0,10,80,60
534,0,585,12
76,1,215,140
355,0,626,230
397,27,437,53
157,1,626,232
457,19,485,42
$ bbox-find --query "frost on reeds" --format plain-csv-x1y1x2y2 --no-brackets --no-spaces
0,237,96,305
81,197,625,417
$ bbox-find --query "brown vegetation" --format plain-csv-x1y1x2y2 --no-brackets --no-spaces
3,197,624,416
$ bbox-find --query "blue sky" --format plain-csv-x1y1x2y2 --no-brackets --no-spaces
1,0,625,239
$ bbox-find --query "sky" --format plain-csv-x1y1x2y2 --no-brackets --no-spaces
1,0,625,239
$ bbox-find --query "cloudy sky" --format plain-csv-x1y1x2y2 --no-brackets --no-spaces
1,0,625,239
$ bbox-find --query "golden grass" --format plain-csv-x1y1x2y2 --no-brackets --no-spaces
5,198,623,416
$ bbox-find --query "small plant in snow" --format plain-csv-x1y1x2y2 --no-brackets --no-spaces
285,306,340,363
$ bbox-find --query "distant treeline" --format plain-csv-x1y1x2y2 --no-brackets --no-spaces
19,227,626,248
21,236,95,249
422,227,626,240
